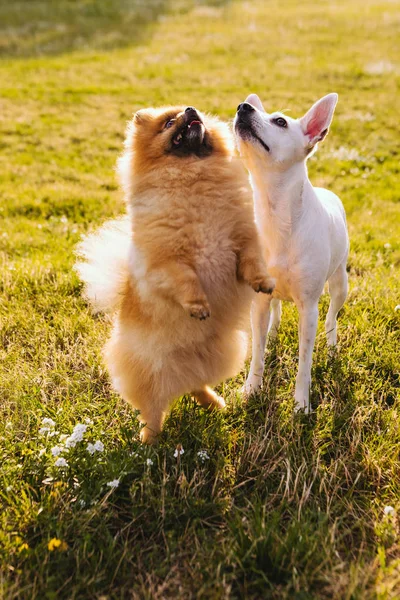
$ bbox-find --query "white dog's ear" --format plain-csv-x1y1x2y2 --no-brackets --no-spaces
245,93,266,112
300,93,338,148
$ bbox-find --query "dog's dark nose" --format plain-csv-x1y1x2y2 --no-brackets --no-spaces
237,102,254,113
185,106,195,113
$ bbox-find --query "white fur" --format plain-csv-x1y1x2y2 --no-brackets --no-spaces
234,93,349,412
75,217,131,313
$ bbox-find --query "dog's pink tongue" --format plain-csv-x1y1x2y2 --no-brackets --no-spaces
188,120,201,128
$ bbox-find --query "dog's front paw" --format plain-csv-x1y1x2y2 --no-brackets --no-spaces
250,275,275,295
185,300,211,321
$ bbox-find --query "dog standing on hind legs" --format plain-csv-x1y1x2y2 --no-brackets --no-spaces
234,92,349,412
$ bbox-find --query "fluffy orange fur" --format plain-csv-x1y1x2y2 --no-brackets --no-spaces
76,105,273,443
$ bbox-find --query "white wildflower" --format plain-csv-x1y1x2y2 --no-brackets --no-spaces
65,423,87,448
39,427,50,435
84,417,93,424
87,440,104,455
51,446,63,457
5,422,12,430
93,440,104,452
107,479,120,489
384,505,395,516
54,457,68,468
173,446,184,458
384,243,391,249
395,305,400,312
197,450,210,462
41,418,56,428
146,458,154,466
39,449,46,457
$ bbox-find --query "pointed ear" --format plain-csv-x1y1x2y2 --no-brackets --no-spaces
300,93,338,147
245,93,266,112
133,109,149,124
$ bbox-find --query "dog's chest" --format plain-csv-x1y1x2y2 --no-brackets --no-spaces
190,223,237,286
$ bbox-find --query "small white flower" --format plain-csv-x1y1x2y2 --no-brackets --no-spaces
59,434,68,442
60,215,68,223
5,422,12,430
197,450,210,462
78,499,86,507
107,479,120,488
84,417,93,424
395,305,400,312
39,449,46,457
39,427,50,435
73,423,87,435
41,418,56,428
93,440,104,452
54,457,68,468
384,243,391,249
87,440,104,455
384,505,395,516
146,458,154,466
173,446,184,458
65,437,76,448
65,423,88,447
51,446,63,457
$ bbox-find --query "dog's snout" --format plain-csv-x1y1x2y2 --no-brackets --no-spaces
185,106,195,113
237,102,254,114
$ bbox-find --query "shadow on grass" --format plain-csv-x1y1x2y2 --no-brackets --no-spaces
0,0,234,58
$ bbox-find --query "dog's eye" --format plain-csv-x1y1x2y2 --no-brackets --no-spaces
165,119,175,129
273,117,287,128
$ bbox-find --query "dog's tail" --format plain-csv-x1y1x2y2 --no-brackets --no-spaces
75,216,131,314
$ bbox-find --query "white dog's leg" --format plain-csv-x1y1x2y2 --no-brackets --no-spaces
243,294,272,396
325,261,348,347
268,298,282,340
294,303,319,413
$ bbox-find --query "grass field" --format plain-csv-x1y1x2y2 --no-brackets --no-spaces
1,0,399,598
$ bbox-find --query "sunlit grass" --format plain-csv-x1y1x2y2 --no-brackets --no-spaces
1,0,399,598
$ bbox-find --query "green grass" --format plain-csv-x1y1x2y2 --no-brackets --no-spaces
1,0,399,598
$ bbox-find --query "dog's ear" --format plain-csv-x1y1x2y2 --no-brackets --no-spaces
245,94,266,112
300,93,338,149
133,109,150,124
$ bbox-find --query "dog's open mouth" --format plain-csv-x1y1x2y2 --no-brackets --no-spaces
173,115,205,148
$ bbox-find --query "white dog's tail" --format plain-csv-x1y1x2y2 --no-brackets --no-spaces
75,216,131,314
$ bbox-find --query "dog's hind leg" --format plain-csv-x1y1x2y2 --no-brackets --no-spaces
139,402,167,444
268,298,282,340
325,261,348,347
243,294,271,397
192,386,226,410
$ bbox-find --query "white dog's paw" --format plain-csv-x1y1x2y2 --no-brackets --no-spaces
242,374,262,398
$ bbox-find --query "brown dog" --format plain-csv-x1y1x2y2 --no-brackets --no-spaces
76,105,274,443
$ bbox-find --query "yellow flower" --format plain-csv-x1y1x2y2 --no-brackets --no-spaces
19,542,29,552
48,538,68,552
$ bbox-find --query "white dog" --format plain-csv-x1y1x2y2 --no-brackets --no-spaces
234,93,349,412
